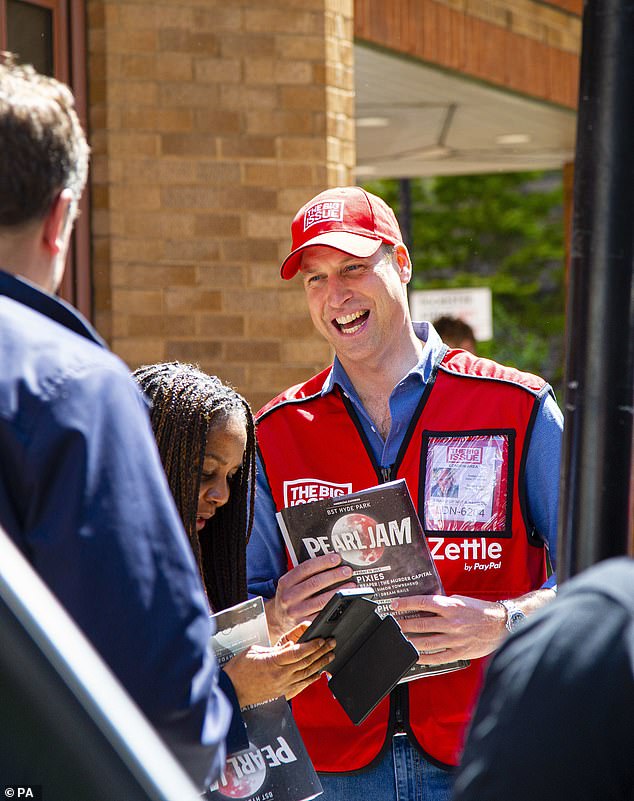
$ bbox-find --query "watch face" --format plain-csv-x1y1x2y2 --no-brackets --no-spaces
508,609,526,632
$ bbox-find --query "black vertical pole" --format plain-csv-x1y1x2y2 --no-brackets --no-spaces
558,0,634,581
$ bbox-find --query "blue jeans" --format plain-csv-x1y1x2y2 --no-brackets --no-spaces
318,735,454,801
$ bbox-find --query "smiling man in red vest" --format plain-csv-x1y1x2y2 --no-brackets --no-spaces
247,186,562,801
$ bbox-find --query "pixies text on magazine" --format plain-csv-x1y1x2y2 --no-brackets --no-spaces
276,479,469,681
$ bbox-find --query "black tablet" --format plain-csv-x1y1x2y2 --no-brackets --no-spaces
298,588,418,725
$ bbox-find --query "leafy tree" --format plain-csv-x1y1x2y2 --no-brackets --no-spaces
363,173,566,397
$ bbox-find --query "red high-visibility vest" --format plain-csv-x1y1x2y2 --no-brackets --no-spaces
257,351,550,771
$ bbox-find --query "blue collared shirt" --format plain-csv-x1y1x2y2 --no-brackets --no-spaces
247,322,562,597
0,270,231,788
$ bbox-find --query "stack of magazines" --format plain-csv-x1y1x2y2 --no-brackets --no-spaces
206,597,322,801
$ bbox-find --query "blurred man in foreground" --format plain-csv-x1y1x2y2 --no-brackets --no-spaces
453,557,634,801
0,54,229,788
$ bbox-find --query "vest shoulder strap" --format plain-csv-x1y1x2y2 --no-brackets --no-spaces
256,366,333,421
439,350,549,397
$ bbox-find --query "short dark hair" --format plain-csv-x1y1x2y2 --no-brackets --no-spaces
433,315,477,350
0,53,89,226
133,362,257,612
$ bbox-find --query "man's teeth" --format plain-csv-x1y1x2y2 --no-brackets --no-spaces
335,311,367,334
336,311,365,325
335,310,367,335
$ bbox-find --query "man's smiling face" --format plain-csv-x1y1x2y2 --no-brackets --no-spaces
299,243,412,370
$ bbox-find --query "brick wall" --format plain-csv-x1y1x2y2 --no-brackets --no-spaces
88,0,355,410
88,0,580,409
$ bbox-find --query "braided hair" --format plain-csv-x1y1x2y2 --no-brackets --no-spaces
133,362,256,611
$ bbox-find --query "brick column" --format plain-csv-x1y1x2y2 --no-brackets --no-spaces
88,0,355,410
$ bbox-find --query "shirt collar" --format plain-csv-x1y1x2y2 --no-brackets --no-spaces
0,269,106,348
322,321,446,396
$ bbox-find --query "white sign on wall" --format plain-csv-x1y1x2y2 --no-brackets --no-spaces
409,287,493,341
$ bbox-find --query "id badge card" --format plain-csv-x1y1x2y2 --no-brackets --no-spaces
422,431,513,536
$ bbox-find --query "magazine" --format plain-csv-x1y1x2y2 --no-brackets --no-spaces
207,597,322,801
276,479,469,681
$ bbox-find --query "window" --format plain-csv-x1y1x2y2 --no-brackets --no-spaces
7,0,54,75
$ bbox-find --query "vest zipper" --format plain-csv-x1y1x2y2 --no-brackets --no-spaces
394,685,405,734
343,394,414,744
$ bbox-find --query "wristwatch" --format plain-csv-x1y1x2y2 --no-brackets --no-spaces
498,599,527,633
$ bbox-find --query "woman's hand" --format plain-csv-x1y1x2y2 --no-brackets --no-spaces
265,554,355,641
222,622,335,707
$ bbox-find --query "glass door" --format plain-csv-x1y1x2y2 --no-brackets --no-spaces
0,0,91,319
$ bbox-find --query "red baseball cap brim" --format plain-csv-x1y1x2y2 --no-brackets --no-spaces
280,232,383,280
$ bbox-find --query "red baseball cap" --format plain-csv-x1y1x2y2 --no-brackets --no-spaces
280,186,403,279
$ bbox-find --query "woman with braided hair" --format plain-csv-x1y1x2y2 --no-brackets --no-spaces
133,362,334,739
